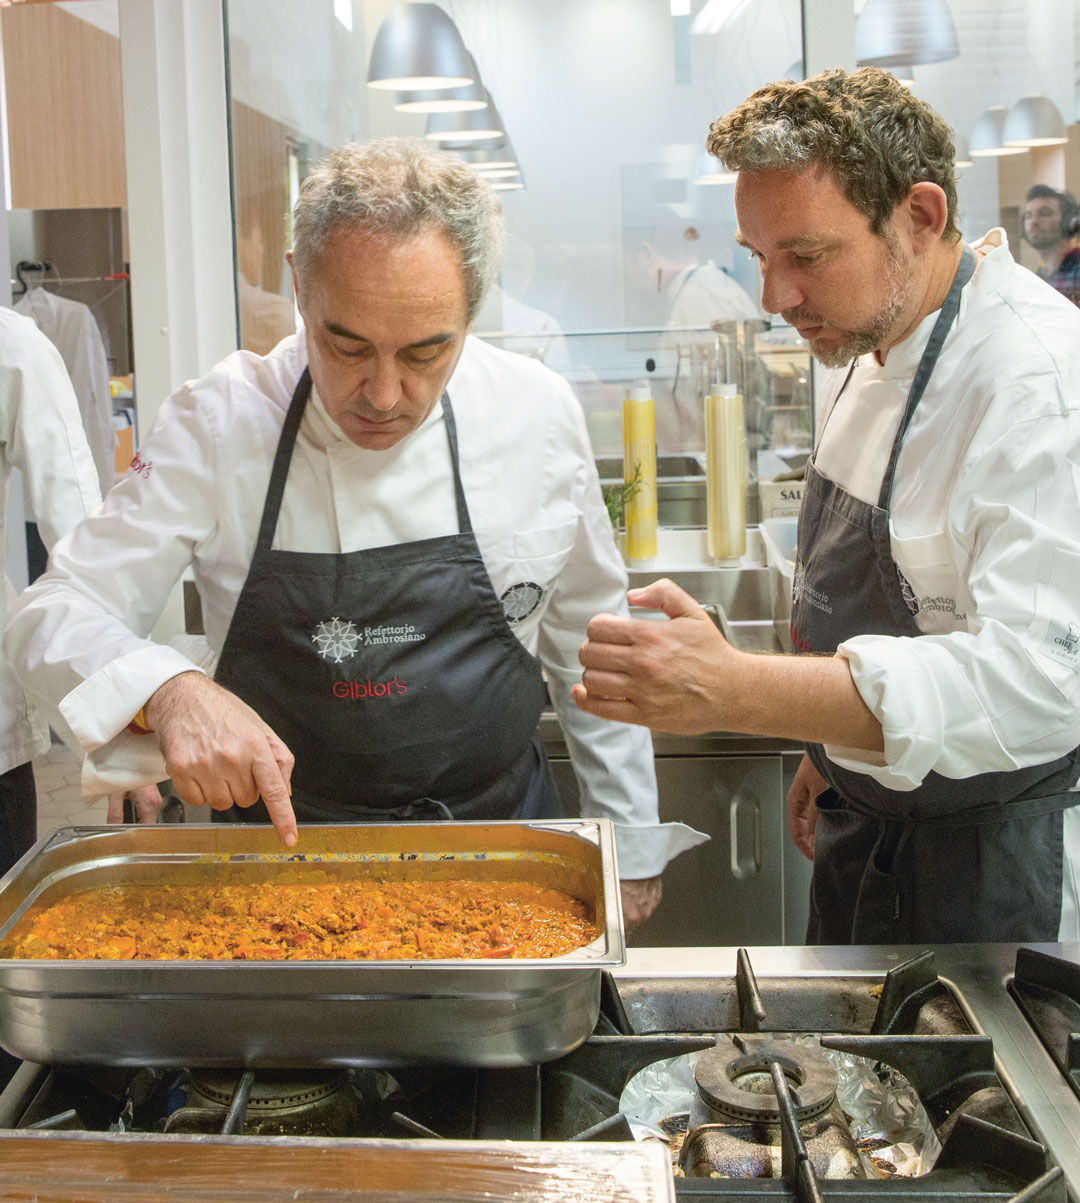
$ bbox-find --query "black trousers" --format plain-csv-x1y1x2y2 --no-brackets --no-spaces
0,761,37,879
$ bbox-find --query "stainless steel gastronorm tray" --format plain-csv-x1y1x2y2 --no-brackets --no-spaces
0,819,625,1069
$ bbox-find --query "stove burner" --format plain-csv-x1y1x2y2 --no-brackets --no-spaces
693,1035,837,1125
188,1069,348,1111
165,1069,362,1137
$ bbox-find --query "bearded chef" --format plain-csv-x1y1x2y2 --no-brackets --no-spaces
7,138,705,928
574,69,1080,944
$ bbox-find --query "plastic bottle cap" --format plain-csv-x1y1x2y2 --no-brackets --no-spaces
708,382,737,398
625,385,653,401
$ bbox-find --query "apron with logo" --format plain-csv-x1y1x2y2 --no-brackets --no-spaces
791,247,1080,944
212,369,562,824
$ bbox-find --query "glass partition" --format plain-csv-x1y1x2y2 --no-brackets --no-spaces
224,0,806,516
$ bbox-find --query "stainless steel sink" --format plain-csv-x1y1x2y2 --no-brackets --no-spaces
595,454,705,480
595,455,707,527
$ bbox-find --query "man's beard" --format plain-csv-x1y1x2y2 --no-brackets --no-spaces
1025,228,1062,253
783,239,915,370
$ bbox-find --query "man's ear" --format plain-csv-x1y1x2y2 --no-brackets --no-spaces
286,251,301,302
903,182,950,254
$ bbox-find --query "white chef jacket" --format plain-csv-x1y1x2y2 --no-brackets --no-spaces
666,261,761,332
7,332,706,877
15,288,117,497
812,231,1080,807
0,308,101,774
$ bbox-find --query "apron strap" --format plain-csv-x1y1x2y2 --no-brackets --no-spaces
877,245,976,511
254,368,312,555
253,373,473,555
441,392,473,536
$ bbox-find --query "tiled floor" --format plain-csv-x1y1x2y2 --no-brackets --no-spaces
33,740,109,837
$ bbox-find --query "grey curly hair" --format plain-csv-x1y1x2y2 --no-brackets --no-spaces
707,67,960,241
291,137,505,322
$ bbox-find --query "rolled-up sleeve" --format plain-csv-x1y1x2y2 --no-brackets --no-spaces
826,408,1080,791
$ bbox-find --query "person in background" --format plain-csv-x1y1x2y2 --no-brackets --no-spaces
0,308,100,874
8,138,706,930
1020,184,1080,307
574,68,1080,945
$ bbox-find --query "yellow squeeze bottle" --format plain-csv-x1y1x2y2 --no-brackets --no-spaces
705,382,746,565
622,384,658,562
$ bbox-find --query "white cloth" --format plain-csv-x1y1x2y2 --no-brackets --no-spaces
666,261,761,332
0,308,101,774
474,285,573,375
15,288,117,497
7,332,707,878
812,231,1080,801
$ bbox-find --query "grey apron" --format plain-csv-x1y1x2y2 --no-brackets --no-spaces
212,369,563,825
792,246,1080,944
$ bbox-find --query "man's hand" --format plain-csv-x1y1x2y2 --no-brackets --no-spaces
106,784,164,824
787,753,827,860
143,671,298,848
620,875,662,933
571,579,735,735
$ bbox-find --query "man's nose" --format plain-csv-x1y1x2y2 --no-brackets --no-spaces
363,358,404,411
760,264,803,315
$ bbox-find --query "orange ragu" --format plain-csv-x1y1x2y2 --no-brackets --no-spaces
2,879,598,962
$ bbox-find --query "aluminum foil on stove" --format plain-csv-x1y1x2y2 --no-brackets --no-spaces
618,1033,941,1179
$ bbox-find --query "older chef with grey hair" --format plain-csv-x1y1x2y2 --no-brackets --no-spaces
7,137,705,928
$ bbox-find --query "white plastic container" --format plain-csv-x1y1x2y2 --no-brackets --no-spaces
759,516,798,653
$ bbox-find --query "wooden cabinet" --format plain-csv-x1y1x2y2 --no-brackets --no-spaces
1,3,126,210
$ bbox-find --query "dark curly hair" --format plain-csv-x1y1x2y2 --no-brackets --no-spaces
707,67,959,241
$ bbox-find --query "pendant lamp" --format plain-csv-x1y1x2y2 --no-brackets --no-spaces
454,144,518,171
1003,95,1068,147
425,92,504,141
855,0,959,67
395,83,488,113
952,133,974,169
969,106,1028,157
367,3,474,92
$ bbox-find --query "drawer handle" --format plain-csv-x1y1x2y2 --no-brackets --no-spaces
729,794,762,880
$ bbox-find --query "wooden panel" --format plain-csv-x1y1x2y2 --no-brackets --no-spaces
231,98,297,353
0,1133,675,1201
2,2,126,209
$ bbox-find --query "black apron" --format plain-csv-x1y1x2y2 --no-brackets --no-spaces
212,370,563,824
792,247,1080,945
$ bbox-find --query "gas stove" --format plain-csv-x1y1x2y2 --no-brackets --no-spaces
1,944,1079,1202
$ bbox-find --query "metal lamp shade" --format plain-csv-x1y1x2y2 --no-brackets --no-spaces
426,93,504,141
969,106,1028,157
952,133,974,168
367,3,474,91
1003,95,1067,147
395,83,488,113
455,144,518,171
855,0,959,67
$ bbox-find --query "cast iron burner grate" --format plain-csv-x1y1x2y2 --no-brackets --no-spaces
1009,947,1080,1100
0,948,1066,1203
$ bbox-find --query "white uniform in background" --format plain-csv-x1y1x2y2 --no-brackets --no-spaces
0,308,100,793
15,287,117,497
666,260,761,331
7,333,706,879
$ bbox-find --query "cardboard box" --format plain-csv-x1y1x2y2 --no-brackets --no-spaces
757,478,804,520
